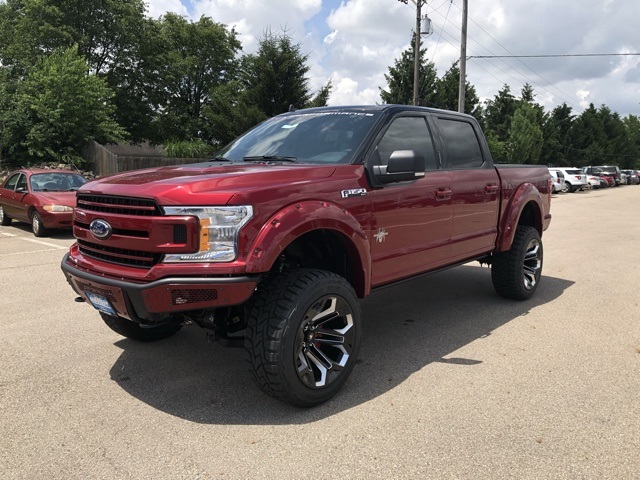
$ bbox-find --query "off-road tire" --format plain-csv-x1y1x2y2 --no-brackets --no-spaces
245,269,362,407
99,312,182,342
0,206,11,226
491,226,543,300
31,211,49,237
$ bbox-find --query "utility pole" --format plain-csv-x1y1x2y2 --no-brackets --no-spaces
412,0,423,106
458,0,468,113
398,0,429,106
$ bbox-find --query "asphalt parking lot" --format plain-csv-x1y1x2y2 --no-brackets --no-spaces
1,186,639,479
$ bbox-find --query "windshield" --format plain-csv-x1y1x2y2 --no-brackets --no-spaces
215,111,379,164
30,173,87,191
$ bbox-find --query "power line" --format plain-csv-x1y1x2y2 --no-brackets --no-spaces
447,1,587,110
469,53,640,59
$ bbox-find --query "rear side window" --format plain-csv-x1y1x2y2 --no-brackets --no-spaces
376,116,437,170
565,169,581,175
437,118,484,169
3,173,20,190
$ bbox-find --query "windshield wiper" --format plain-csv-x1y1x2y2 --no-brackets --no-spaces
211,156,233,162
243,155,298,163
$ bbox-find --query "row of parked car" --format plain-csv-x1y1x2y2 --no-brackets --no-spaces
549,165,640,193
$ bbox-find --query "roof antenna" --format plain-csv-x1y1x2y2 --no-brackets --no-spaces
288,104,296,112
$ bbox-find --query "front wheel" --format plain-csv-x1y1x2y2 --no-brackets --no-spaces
99,312,182,342
31,211,49,237
491,226,543,300
245,269,362,407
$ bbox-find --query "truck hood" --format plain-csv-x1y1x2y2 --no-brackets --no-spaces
79,163,337,205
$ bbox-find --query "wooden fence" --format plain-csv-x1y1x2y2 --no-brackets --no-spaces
82,140,209,177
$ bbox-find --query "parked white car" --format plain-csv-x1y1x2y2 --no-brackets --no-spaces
549,169,565,193
549,167,589,193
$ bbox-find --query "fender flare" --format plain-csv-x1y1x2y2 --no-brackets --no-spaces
495,182,544,253
244,201,371,296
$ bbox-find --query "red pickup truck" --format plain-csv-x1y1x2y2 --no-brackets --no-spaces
61,105,552,406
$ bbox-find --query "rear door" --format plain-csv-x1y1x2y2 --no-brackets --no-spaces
366,113,453,286
431,114,500,261
0,173,23,219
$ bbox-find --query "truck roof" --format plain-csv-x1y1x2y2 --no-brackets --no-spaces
280,104,476,119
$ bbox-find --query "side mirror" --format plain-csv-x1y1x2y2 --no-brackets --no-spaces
373,150,426,184
16,187,27,194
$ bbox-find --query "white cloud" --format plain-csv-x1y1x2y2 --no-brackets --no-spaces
147,0,640,117
146,0,188,18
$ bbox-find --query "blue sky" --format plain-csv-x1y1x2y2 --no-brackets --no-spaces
146,0,640,117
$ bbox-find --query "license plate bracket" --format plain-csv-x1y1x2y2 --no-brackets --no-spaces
85,290,117,316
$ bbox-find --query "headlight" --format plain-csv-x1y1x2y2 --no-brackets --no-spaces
43,205,73,212
162,206,253,262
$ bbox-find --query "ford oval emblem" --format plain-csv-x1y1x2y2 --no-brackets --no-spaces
89,219,112,240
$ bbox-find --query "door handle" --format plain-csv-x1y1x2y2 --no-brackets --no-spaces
435,188,452,199
484,184,499,194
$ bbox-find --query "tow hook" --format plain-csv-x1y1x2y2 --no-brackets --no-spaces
74,296,85,303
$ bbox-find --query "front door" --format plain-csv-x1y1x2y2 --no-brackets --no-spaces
367,114,453,286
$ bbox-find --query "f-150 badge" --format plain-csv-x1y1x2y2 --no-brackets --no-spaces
341,188,367,198
374,228,388,243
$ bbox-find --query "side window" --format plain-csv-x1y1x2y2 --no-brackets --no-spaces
437,118,484,169
3,173,21,191
376,116,437,170
16,174,28,191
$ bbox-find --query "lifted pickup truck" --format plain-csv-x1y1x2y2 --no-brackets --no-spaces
62,105,552,406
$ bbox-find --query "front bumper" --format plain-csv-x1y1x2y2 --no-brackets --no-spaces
40,209,74,229
61,253,259,323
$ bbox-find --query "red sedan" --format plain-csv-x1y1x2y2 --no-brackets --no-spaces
0,169,87,237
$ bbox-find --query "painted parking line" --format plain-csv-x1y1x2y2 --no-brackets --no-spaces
0,231,69,250
0,248,66,257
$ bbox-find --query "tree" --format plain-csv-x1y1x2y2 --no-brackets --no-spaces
379,35,437,106
432,61,481,117
623,115,640,169
568,103,606,166
0,0,157,143
152,14,242,142
539,103,574,166
506,103,543,164
308,80,333,108
483,85,517,142
241,29,320,117
202,81,267,147
1,46,125,165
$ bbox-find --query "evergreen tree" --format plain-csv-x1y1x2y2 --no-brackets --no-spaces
241,29,314,117
432,61,481,118
379,34,437,106
506,103,544,164
540,103,574,166
483,85,517,142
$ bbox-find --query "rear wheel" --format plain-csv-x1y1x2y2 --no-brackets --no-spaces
564,181,574,193
100,312,182,342
245,269,362,407
491,226,543,300
0,206,11,226
31,211,49,237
